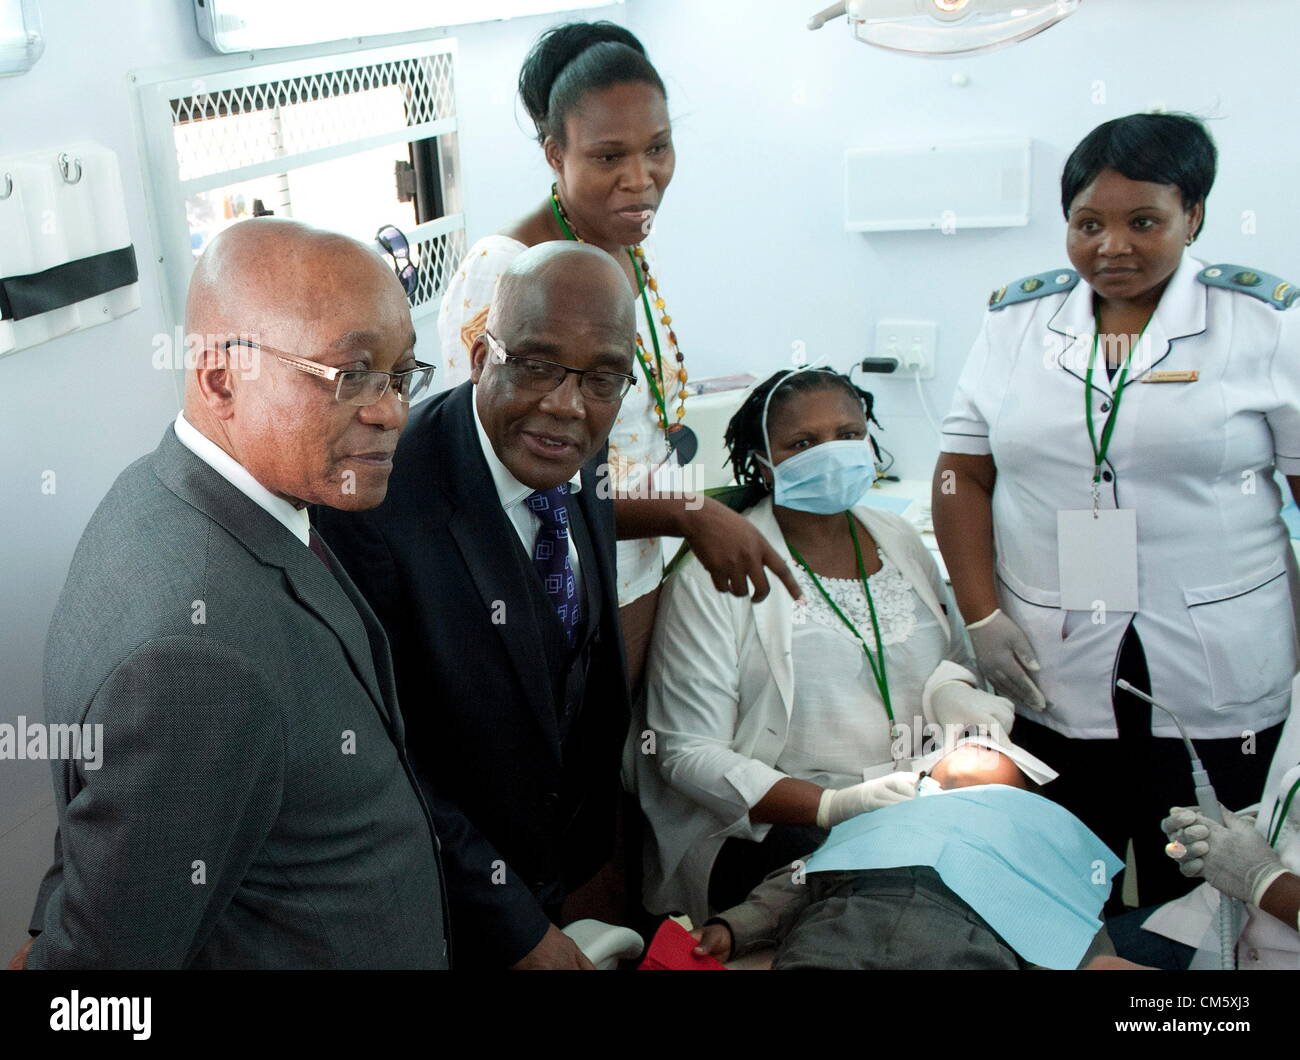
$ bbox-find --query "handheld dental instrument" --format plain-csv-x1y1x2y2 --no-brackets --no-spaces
1115,678,1238,968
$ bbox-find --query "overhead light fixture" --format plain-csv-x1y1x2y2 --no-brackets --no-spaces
808,0,1080,57
192,0,621,54
0,0,44,77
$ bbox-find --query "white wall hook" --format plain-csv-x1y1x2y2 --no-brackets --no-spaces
58,152,82,184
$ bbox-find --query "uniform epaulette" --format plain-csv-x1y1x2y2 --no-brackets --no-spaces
1197,264,1299,309
988,269,1078,311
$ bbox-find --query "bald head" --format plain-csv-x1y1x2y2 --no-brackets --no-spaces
183,218,418,511
471,241,636,491
486,241,633,341
185,218,400,358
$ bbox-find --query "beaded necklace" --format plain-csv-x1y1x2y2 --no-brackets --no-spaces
549,185,694,461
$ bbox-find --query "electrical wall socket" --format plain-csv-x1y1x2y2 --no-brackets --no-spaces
874,320,936,378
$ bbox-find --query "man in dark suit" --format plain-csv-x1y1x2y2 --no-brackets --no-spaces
18,219,448,968
316,242,634,969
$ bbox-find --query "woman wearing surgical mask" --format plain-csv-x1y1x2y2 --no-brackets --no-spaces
437,21,798,688
635,367,1014,927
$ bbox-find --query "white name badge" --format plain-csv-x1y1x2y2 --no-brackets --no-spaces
1056,509,1139,613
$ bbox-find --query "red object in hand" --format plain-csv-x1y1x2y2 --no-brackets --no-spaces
637,919,728,971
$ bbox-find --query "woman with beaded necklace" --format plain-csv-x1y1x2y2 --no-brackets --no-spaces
438,21,799,686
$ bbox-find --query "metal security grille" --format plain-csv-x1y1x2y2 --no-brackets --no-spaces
136,39,465,328
170,53,456,183
406,223,468,308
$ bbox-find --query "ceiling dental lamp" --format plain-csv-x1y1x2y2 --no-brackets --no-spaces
808,0,1080,57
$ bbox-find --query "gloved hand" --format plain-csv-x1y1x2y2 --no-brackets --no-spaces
928,680,1016,734
816,771,919,830
1161,807,1287,905
965,609,1047,712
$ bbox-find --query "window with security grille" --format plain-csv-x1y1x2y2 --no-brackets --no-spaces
135,40,466,324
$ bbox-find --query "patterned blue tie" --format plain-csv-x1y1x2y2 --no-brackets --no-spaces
526,485,580,646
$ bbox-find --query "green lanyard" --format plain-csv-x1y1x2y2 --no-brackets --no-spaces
1083,309,1150,512
1267,773,1300,848
547,192,669,427
786,513,893,724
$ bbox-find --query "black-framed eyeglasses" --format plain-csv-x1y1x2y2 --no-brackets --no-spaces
376,224,420,301
483,331,635,403
222,339,436,406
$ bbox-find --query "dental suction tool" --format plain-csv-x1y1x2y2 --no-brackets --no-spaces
1115,679,1222,826
1114,678,1237,969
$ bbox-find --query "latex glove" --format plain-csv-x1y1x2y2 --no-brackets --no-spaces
1161,806,1197,842
928,680,1016,734
1162,807,1286,905
816,771,919,830
965,609,1047,712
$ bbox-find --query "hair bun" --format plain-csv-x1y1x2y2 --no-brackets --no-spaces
519,21,653,138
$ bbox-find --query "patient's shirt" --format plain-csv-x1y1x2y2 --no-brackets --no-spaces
779,550,946,788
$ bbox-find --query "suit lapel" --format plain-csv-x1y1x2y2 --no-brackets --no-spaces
284,537,395,732
443,387,562,754
152,426,394,733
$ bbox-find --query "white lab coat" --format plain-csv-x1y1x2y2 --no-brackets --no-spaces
942,254,1300,739
635,497,979,925
1141,688,1300,969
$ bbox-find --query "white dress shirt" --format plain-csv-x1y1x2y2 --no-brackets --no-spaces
173,411,311,547
471,389,582,600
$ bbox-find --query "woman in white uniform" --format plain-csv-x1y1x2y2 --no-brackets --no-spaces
437,21,797,686
933,112,1300,908
639,367,1014,926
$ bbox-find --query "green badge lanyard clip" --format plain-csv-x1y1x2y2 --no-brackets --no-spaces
548,192,670,429
786,513,894,727
1083,309,1150,517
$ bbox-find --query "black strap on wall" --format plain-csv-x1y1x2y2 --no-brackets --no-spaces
0,245,139,322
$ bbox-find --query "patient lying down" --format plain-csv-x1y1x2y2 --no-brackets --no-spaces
692,738,1124,970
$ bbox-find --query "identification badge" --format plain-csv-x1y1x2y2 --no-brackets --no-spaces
1140,370,1199,384
1057,509,1139,613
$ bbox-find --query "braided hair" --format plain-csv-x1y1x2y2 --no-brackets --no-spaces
724,367,881,509
518,21,666,146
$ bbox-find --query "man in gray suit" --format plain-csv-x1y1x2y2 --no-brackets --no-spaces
17,218,448,968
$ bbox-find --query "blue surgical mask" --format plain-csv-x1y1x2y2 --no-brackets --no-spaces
757,366,877,514
758,440,877,514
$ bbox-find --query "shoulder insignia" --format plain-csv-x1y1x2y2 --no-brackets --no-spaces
1198,264,1300,309
988,269,1078,311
